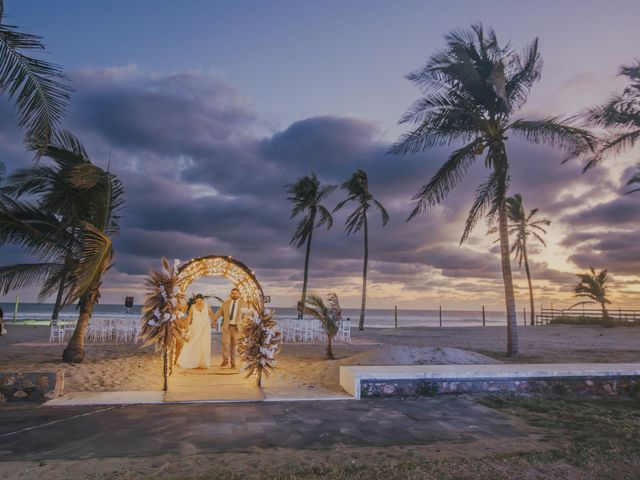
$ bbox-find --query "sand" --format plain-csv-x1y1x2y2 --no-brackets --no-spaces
1,323,639,396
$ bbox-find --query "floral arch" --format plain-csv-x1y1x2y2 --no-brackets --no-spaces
177,255,265,309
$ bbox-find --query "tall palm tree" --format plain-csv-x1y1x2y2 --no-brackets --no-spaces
573,267,612,323
584,62,640,173
1,131,98,319
303,292,342,360
286,173,335,318
0,133,124,363
390,24,594,356
334,169,389,330
0,0,70,153
504,194,549,326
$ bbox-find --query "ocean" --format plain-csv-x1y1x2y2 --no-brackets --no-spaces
0,302,510,328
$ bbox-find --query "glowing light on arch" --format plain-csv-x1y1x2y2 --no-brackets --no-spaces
177,255,265,309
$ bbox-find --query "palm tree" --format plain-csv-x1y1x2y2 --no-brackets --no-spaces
1,132,99,319
390,24,594,356
286,173,336,318
573,267,612,324
0,133,124,362
303,292,342,360
584,62,640,173
334,169,389,330
503,194,549,326
0,0,70,153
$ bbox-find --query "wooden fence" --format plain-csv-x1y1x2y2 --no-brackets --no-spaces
536,307,640,325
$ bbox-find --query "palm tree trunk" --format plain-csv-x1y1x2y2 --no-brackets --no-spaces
300,225,314,319
499,202,519,357
62,288,97,363
522,238,535,326
358,211,369,331
601,302,610,322
326,334,334,360
51,273,66,320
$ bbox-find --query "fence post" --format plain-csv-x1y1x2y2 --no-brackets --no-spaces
394,305,398,328
439,306,442,327
540,304,543,325
482,305,486,327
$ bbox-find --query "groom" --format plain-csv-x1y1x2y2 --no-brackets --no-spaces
212,288,247,368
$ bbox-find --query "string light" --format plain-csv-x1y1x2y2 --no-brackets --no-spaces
177,255,265,309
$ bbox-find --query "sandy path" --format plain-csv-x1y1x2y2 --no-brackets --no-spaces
1,323,639,394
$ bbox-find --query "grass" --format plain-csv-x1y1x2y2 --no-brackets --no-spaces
199,396,640,480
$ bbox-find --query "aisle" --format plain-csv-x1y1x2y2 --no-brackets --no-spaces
164,366,261,402
164,334,262,402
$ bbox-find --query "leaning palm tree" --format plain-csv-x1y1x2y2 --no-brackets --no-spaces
0,131,98,319
286,173,336,318
583,61,640,173
573,267,612,324
390,24,594,356
303,292,342,360
503,194,549,326
0,133,124,362
0,0,70,153
334,169,389,330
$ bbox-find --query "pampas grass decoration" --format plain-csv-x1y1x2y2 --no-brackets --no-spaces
139,258,185,391
239,304,281,387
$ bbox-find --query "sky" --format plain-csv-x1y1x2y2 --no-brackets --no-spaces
0,0,639,310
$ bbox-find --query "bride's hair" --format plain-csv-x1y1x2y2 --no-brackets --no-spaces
195,293,204,300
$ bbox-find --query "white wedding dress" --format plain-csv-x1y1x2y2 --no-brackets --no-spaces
177,303,212,368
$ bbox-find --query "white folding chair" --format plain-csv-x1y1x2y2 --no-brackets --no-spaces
341,318,351,344
63,320,76,341
49,320,65,343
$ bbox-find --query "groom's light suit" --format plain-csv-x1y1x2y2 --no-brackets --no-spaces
212,297,248,366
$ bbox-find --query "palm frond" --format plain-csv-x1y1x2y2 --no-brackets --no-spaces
0,20,70,152
315,205,334,230
461,170,500,244
373,199,389,226
0,262,62,294
344,204,365,235
290,214,312,248
509,117,596,155
626,165,640,194
408,138,483,221
65,224,113,304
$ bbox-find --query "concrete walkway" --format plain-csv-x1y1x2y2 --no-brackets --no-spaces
0,398,535,461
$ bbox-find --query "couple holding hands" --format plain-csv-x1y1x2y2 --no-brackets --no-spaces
177,287,249,370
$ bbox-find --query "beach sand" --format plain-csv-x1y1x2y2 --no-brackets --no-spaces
1,323,639,395
1,323,640,479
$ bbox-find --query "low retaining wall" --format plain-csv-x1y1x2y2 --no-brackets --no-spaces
0,371,64,402
361,376,640,399
340,364,640,400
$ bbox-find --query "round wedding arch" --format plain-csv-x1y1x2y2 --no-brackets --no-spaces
177,255,265,309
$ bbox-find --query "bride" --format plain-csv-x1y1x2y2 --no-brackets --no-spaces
177,294,216,369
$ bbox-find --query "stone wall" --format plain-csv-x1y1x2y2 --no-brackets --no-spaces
0,371,64,402
361,375,640,399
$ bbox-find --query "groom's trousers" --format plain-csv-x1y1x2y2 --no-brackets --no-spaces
222,325,239,365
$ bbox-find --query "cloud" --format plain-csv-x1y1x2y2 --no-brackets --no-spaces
0,66,635,308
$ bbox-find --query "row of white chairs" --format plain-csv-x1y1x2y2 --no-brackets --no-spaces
49,317,140,343
276,317,351,344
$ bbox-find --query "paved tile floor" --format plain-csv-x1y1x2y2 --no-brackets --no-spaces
0,397,532,461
